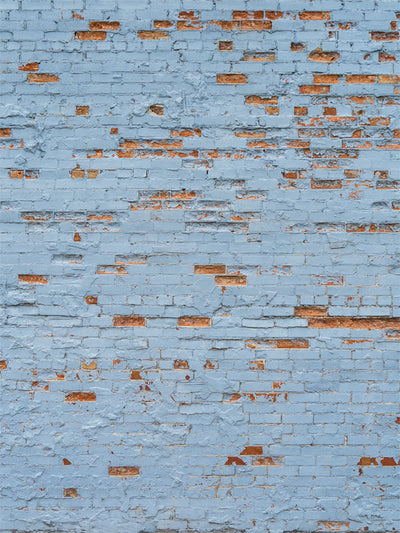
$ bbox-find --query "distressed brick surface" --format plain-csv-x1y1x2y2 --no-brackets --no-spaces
1,1,400,532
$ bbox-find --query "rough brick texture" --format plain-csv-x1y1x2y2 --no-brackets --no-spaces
1,1,400,532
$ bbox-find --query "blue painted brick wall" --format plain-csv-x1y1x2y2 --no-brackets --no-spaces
1,1,400,532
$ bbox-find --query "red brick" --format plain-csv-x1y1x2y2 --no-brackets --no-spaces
28,73,59,83
65,392,96,402
299,11,330,20
108,466,140,477
75,31,106,40
217,74,248,84
113,315,146,327
138,31,169,40
18,274,48,284
178,316,211,327
89,21,120,30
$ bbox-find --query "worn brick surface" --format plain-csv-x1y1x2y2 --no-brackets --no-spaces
1,1,400,532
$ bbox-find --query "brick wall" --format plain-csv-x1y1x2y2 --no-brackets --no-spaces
1,1,400,532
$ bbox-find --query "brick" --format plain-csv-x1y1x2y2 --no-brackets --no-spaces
108,466,140,477
177,316,211,327
75,31,106,40
308,48,340,62
137,31,169,40
76,105,89,115
214,275,247,286
370,31,399,40
64,488,78,498
0,128,11,137
65,392,96,402
219,40,233,51
294,306,328,317
174,360,189,369
194,264,226,274
232,11,264,20
299,11,330,20
19,62,39,71
18,274,48,284
216,74,248,84
27,73,59,83
113,315,146,327
308,317,400,329
89,21,120,30
240,446,263,455
299,85,330,94
345,75,376,83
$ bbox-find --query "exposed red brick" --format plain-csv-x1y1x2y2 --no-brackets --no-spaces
18,274,48,284
295,107,308,115
377,74,400,84
357,457,378,466
177,20,204,30
113,315,146,327
308,48,340,62
82,361,97,370
241,21,272,30
276,339,309,349
313,74,341,84
309,317,400,329
379,51,396,62
63,458,71,465
318,521,350,531
380,457,397,466
148,104,164,115
0,128,11,137
19,62,39,71
194,264,227,275
291,42,306,51
264,11,284,20
130,370,142,380
240,446,263,455
245,95,278,106
217,74,248,84
370,31,399,40
89,21,120,30
252,456,283,466
299,85,330,94
64,488,77,498
346,74,376,84
65,392,96,402
27,73,59,83
174,360,189,369
178,11,199,20
311,179,342,189
138,31,169,40
177,316,211,327
75,31,106,40
108,466,140,477
215,275,247,286
85,296,98,305
153,20,173,29
299,11,330,20
171,129,201,137
294,306,328,317
71,167,85,179
225,456,246,465
76,105,89,115
232,11,264,20
219,40,233,51
0,361,7,370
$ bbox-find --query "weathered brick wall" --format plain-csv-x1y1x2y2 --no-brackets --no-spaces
1,1,400,532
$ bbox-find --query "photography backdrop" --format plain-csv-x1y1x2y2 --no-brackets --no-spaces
1,0,400,532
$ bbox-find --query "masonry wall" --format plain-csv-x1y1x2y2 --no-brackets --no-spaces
1,1,400,532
